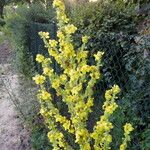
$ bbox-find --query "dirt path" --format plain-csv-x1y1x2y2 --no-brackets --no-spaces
0,42,31,150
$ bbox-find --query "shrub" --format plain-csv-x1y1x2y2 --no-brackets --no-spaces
5,3,55,77
69,1,140,36
33,0,134,149
0,18,6,26
31,122,53,150
68,1,149,149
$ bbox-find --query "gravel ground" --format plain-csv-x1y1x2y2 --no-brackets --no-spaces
0,41,31,150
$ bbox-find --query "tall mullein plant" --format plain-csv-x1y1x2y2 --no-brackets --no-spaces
33,0,134,149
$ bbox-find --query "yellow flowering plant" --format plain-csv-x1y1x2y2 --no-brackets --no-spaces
33,0,134,149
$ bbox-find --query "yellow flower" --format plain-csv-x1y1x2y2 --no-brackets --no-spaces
49,40,58,48
40,90,51,100
33,75,45,85
62,42,73,49
105,89,112,100
36,54,45,63
42,58,51,66
72,117,78,124
39,31,49,39
76,51,88,62
81,65,90,74
55,115,64,122
120,123,133,150
60,74,67,82
106,135,112,143
48,131,64,147
63,43,75,57
82,36,90,43
63,121,71,130
57,31,64,40
67,69,77,78
64,24,77,34
94,145,102,150
75,129,89,143
71,84,82,95
43,67,50,75
112,84,121,95
52,79,60,89
75,101,85,110
86,98,94,107
105,103,118,114
57,11,69,23
53,0,65,10
94,51,104,61
105,85,120,101
120,143,126,150
90,72,100,79
58,141,65,147
48,48,58,57
83,143,91,150
90,132,98,139
124,123,134,135
100,116,107,121
39,108,45,115
43,67,53,76
62,15,69,23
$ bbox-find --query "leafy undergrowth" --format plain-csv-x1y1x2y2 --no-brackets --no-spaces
30,115,53,150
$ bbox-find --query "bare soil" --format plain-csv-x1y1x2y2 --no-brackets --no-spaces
0,41,31,150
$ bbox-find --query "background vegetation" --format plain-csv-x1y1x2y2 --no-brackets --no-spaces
68,1,149,149
3,2,55,77
0,0,149,149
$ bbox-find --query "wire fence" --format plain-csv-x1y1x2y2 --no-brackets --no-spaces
0,22,149,149
27,22,150,149
28,22,57,72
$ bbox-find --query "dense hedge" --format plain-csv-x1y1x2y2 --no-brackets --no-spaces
0,18,6,26
5,3,55,77
68,1,150,149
